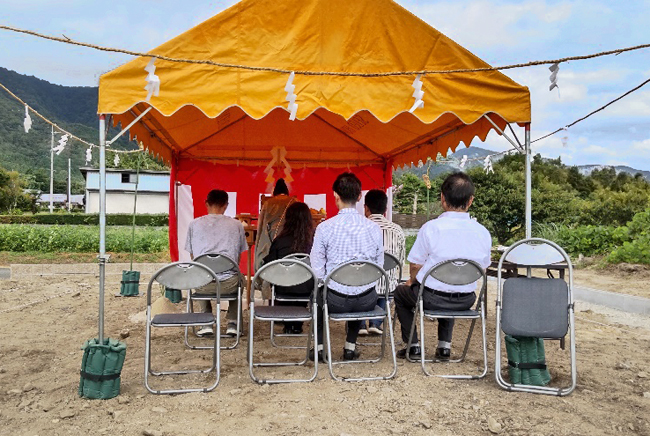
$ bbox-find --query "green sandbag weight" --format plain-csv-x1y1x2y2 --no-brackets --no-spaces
120,270,140,296
79,338,127,400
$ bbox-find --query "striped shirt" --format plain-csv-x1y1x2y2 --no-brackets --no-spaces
311,208,383,295
367,214,406,295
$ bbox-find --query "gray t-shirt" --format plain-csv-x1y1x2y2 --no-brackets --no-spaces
185,214,248,280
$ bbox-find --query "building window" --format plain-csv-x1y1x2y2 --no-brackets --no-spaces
121,173,138,184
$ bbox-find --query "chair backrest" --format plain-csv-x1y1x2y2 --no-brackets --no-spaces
423,259,484,287
503,240,566,266
325,260,387,288
147,262,218,305
383,252,400,272
194,253,240,275
283,253,311,266
255,259,317,289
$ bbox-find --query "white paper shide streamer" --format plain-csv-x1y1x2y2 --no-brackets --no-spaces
144,57,160,102
459,155,468,169
114,153,120,167
53,134,69,155
23,104,32,133
483,155,494,174
409,74,424,113
549,63,560,91
284,72,298,121
85,147,92,163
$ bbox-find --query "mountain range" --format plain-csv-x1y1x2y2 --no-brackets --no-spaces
1,66,648,185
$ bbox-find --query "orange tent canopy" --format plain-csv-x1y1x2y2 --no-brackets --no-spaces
98,0,530,168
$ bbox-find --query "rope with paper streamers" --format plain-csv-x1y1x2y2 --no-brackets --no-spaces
0,80,142,154
1,24,649,77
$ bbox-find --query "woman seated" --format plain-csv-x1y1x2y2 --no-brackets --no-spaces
262,201,315,334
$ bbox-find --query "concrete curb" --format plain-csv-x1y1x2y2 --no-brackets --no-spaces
573,285,650,316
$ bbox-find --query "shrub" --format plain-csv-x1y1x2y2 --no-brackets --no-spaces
0,224,168,253
533,224,629,257
608,236,650,264
0,213,168,226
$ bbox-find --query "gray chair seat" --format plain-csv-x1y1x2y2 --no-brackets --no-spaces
152,312,215,326
329,306,385,320
275,293,311,302
255,305,311,319
423,309,480,318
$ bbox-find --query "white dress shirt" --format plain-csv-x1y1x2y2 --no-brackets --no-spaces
408,211,492,293
367,214,406,295
311,208,384,295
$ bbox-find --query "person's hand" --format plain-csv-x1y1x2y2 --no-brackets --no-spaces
405,278,413,287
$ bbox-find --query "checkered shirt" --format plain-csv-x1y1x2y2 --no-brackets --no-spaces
367,214,406,295
310,208,384,295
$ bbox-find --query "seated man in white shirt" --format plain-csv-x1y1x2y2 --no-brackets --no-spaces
310,173,384,362
394,172,491,360
185,189,248,337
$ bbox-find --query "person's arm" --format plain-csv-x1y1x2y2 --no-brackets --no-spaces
310,224,327,280
406,225,432,285
255,204,268,246
239,226,248,256
262,237,280,265
373,224,384,267
184,222,193,257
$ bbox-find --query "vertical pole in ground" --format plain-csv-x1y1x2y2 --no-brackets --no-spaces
67,158,71,212
49,125,54,213
98,115,107,342
524,123,532,239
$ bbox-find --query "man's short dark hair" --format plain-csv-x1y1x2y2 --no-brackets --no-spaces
332,172,362,204
364,189,388,215
273,178,289,196
441,172,475,209
206,189,228,208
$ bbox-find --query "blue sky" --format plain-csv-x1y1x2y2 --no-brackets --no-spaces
1,0,649,169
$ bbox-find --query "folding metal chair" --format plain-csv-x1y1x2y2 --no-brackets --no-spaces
269,253,311,348
495,238,577,396
405,259,488,379
144,261,220,394
323,260,397,382
184,253,243,350
248,259,319,384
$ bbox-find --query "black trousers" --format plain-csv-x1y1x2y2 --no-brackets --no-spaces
394,283,476,345
316,287,377,345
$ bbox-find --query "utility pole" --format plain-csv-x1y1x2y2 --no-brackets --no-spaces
49,125,54,213
67,158,71,212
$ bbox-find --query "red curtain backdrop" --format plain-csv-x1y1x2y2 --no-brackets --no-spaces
169,159,392,265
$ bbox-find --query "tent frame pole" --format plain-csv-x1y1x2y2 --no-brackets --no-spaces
98,114,108,343
524,123,532,239
484,115,523,152
106,106,153,146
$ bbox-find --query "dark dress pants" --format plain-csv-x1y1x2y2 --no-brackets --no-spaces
316,287,378,345
394,282,476,345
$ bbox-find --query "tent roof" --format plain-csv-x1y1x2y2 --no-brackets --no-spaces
98,0,530,168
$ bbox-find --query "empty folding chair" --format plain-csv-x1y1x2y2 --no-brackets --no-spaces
185,253,244,350
323,260,397,382
144,261,220,394
248,259,319,384
495,237,577,396
269,253,311,348
405,259,488,379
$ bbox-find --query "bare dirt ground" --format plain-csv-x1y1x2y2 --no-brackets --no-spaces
1,272,649,436
573,264,650,298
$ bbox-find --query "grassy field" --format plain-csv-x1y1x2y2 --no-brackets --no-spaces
0,251,170,265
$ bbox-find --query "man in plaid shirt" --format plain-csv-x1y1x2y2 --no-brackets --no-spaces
310,172,383,362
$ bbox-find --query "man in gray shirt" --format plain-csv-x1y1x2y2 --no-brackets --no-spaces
185,190,248,337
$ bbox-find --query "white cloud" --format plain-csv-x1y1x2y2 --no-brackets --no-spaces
407,0,572,49
604,91,650,117
632,138,650,152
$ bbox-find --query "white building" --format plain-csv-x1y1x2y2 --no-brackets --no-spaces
81,167,170,214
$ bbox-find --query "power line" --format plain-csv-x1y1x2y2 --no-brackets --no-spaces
1,24,649,77
532,76,650,143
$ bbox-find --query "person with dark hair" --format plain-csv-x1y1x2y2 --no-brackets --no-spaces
394,172,491,360
255,178,297,274
358,189,405,336
262,202,315,334
185,189,248,337
310,172,383,362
